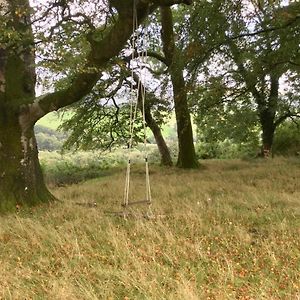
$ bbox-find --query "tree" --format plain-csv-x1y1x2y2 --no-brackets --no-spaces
192,84,261,158
0,0,191,211
160,7,198,168
132,71,174,166
121,6,199,168
188,0,300,157
60,68,173,166
144,7,198,168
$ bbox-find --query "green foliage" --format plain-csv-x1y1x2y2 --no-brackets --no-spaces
273,122,300,156
36,111,72,130
33,2,99,90
39,146,162,186
187,0,300,152
192,83,260,143
35,125,67,151
195,120,300,159
160,114,178,143
0,5,33,50
39,151,127,186
193,85,260,159
196,139,259,160
60,100,144,151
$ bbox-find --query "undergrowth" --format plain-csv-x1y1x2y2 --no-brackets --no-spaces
39,146,162,186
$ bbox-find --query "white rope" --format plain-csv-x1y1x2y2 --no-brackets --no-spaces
123,0,140,208
123,1,152,212
140,47,152,205
123,1,138,208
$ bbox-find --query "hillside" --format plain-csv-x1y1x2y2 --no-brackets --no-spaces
36,112,68,130
34,112,70,151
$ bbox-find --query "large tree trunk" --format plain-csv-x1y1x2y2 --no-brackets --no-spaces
0,37,54,209
0,116,54,211
171,72,198,168
160,7,198,168
0,0,54,211
257,76,279,158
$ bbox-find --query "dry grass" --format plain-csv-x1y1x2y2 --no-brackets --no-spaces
1,158,300,299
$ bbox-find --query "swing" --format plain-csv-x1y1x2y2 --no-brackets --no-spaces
108,1,153,219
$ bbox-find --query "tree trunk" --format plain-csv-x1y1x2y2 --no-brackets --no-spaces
259,110,275,157
133,72,173,166
0,0,54,212
160,7,198,168
171,72,198,168
144,109,173,166
0,51,51,211
0,113,54,211
258,76,278,158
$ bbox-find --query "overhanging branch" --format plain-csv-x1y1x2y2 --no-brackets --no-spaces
150,0,193,5
274,112,300,127
29,0,192,124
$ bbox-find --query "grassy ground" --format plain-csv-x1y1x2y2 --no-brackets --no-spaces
0,158,300,299
36,112,65,130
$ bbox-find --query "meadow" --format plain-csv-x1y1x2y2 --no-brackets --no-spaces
0,157,300,299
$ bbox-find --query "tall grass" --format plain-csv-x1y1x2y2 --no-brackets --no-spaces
1,158,300,299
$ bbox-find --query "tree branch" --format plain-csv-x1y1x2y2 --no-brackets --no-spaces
31,3,148,123
29,0,192,124
123,50,167,65
140,50,168,65
148,0,192,6
274,112,300,128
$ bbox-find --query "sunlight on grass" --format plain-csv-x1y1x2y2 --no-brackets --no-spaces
0,158,300,299
36,110,75,130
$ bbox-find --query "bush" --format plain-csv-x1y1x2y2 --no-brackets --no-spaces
196,139,258,159
39,151,127,186
273,122,300,156
35,125,67,151
39,147,163,186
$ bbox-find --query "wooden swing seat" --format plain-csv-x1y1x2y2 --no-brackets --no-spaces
121,200,151,207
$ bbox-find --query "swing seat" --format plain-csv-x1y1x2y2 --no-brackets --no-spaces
122,200,151,207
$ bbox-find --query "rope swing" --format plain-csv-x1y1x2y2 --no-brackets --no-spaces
121,1,153,218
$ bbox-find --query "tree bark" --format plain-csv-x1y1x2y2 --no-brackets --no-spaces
0,117,55,211
160,7,198,168
0,40,54,209
259,109,275,157
132,72,173,166
257,75,279,157
0,0,54,211
228,40,281,158
144,107,173,166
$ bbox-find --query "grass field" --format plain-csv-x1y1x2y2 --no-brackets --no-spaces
0,158,300,299
36,112,65,130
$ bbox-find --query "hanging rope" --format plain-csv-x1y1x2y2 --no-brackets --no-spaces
122,0,152,215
